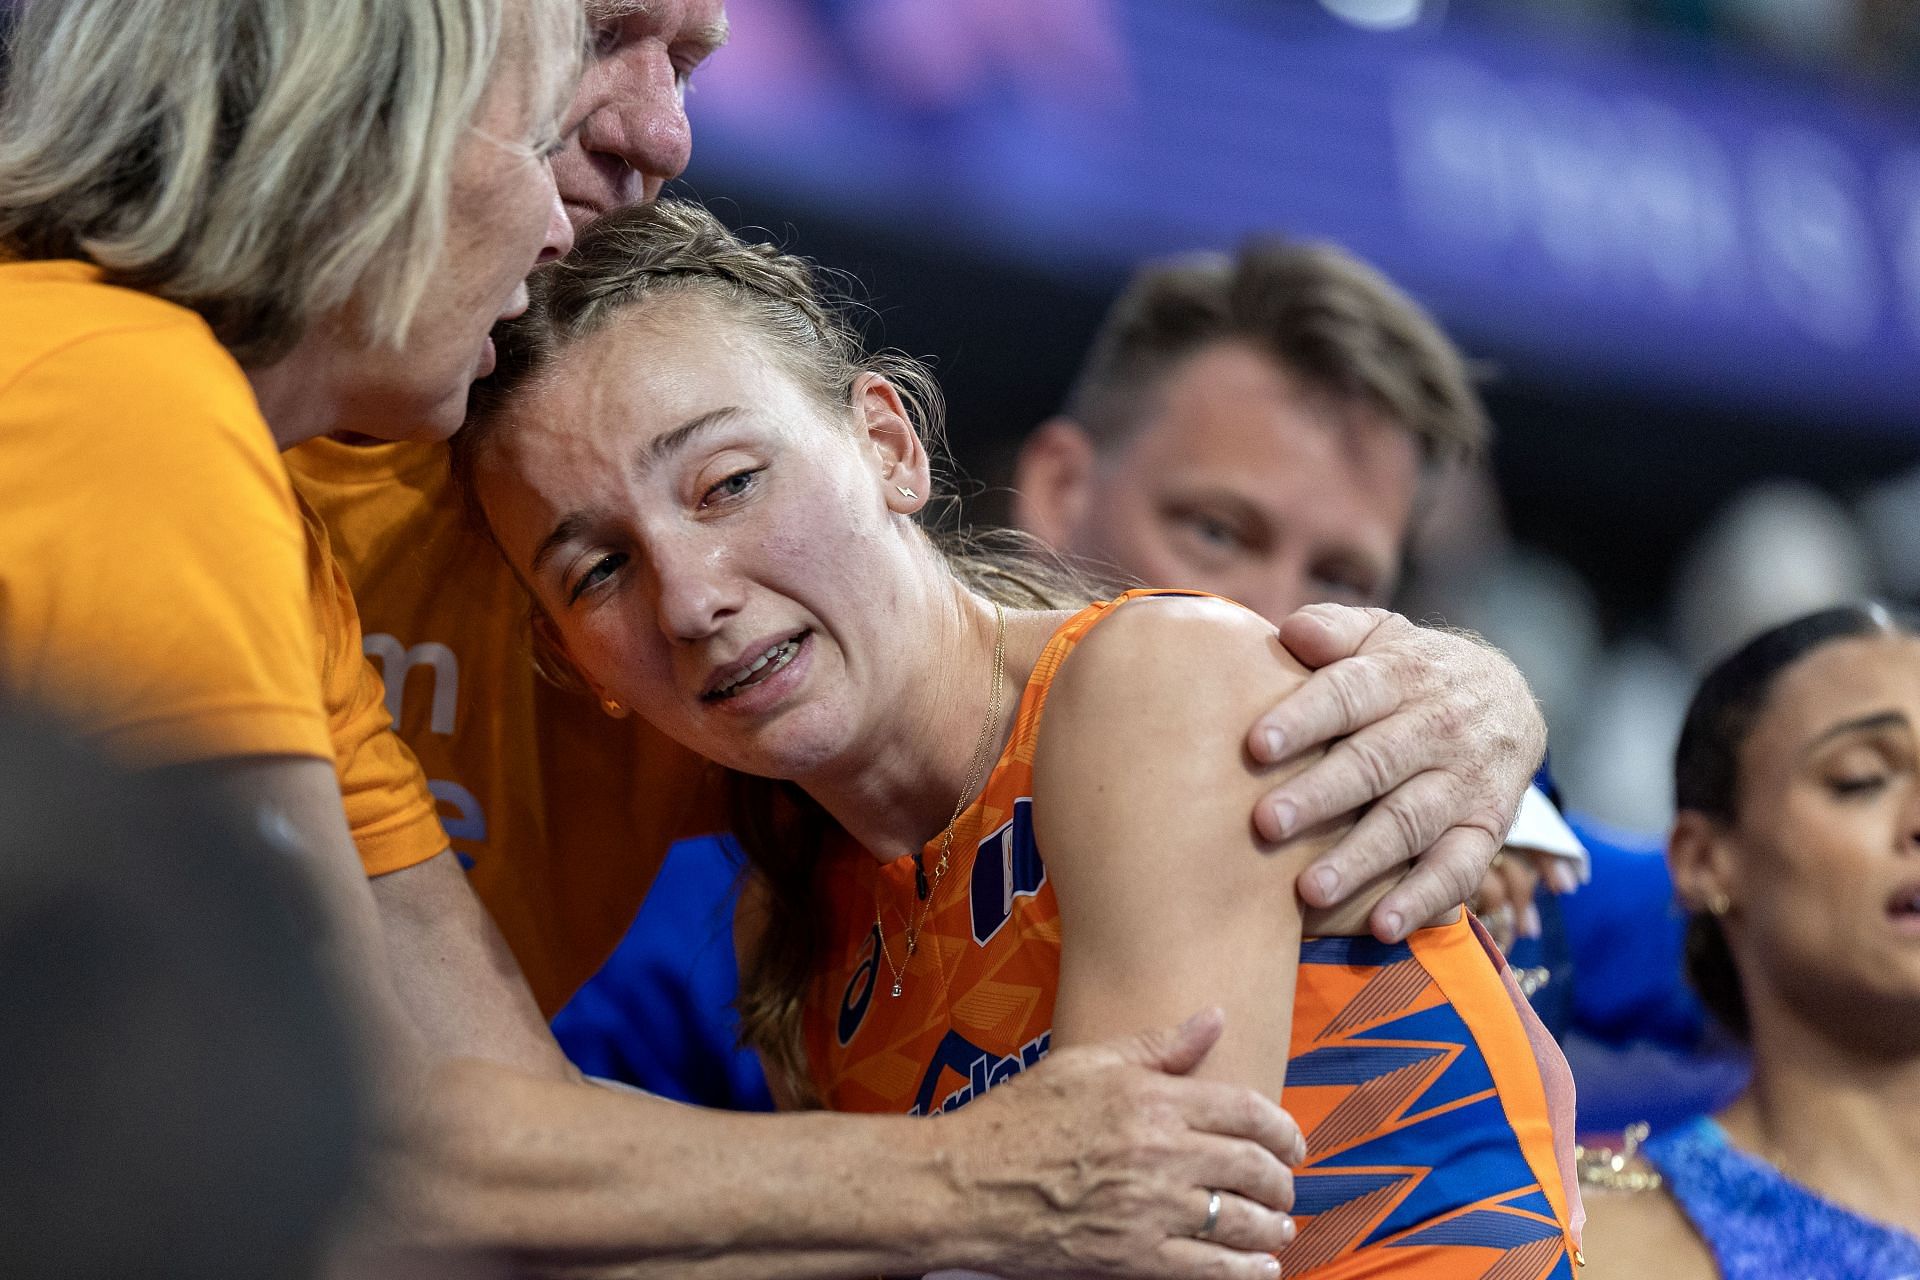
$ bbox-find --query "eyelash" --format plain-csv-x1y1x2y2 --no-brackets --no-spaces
563,468,758,603
702,467,761,506
1830,774,1889,797
567,552,627,605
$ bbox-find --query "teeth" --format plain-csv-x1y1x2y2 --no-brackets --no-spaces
716,639,798,697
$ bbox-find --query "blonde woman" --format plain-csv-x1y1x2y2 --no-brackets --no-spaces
0,4,1332,1275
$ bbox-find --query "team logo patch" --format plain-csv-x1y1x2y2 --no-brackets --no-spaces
970,797,1046,945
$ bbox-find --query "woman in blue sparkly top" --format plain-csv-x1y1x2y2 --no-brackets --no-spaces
1580,603,1920,1280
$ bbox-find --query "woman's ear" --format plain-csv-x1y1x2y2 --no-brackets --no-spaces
852,372,931,516
1669,809,1736,915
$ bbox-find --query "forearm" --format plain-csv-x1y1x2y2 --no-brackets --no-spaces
372,850,576,1078
383,1061,977,1279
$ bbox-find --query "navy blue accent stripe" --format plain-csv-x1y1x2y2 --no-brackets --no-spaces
1285,1043,1446,1086
1345,1003,1496,1113
1392,1209,1564,1249
1293,1172,1410,1216
1300,935,1414,966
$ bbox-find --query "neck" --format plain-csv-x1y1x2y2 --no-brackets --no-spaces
800,578,1035,868
246,341,348,451
1719,990,1920,1235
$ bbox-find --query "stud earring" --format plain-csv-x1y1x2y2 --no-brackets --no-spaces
896,485,918,501
601,697,625,717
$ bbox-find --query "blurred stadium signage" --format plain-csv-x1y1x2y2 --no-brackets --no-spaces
692,0,1919,432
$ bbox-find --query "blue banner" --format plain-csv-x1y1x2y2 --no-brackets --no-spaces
688,0,1920,433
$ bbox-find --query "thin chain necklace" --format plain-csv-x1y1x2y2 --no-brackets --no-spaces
875,601,1006,999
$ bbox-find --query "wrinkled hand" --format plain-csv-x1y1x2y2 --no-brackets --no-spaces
941,1009,1303,1280
1248,605,1546,944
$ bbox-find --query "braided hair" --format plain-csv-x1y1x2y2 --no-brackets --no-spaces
458,200,1092,1097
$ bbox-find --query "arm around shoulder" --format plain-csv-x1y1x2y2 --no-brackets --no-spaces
1032,596,1343,1093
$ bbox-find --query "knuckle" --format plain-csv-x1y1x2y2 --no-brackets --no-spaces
1327,655,1383,720
1428,696,1471,743
1379,796,1428,858
1343,734,1399,795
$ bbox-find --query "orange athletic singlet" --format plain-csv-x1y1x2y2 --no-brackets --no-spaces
806,592,1581,1278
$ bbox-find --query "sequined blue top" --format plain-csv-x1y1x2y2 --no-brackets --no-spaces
1643,1116,1920,1280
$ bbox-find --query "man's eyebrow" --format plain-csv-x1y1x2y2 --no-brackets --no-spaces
1803,709,1911,756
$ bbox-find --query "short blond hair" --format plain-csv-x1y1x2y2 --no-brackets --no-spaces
0,0,582,365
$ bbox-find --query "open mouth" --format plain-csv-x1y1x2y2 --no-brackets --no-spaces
703,631,808,702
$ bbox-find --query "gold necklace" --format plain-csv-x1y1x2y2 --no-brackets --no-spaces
875,600,1006,999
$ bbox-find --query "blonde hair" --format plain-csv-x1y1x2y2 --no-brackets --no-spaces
460,200,1096,1096
0,0,582,365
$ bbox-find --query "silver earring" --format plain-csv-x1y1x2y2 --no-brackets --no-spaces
896,485,918,501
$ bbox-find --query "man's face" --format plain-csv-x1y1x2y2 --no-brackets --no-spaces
1021,341,1422,624
556,0,729,230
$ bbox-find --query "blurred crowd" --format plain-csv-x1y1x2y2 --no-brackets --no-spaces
1406,463,1920,836
1458,0,1920,85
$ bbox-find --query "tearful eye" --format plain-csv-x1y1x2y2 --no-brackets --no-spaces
702,468,761,506
568,552,627,604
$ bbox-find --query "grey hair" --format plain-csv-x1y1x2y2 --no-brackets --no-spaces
0,0,583,365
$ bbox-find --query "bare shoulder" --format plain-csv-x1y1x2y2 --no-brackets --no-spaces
1579,1175,1716,1280
1031,594,1322,891
1044,594,1307,732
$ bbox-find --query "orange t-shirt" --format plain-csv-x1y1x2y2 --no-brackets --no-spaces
0,261,329,765
0,259,445,875
286,437,724,1012
300,496,447,876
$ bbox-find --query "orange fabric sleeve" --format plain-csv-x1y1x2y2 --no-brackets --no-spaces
0,270,330,766
299,500,449,876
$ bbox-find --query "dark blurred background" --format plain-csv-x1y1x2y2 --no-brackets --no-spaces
678,0,1920,836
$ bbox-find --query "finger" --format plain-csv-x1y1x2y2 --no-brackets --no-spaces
1539,854,1583,896
1370,824,1498,942
1177,1130,1297,1213
1471,866,1512,918
1122,1007,1227,1075
1273,602,1394,671
1295,769,1458,908
1154,1237,1285,1280
1481,903,1517,953
1174,1081,1308,1167
1186,1187,1298,1256
1499,859,1542,938
1248,651,1402,769
1257,715,1427,846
